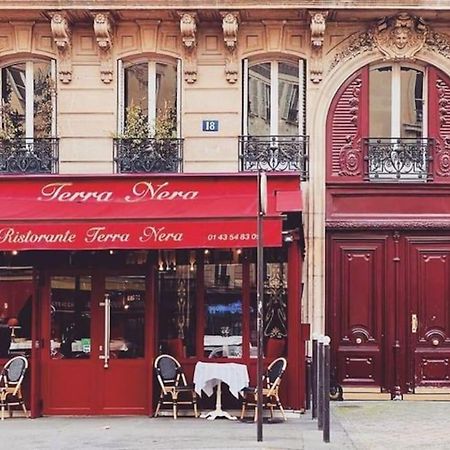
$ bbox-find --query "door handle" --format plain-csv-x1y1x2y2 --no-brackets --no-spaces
411,314,418,334
99,294,111,368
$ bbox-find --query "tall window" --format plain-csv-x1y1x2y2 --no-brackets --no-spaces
0,60,56,138
369,63,425,138
118,59,180,138
243,59,306,136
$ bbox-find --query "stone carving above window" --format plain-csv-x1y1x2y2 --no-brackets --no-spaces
49,12,72,84
92,12,114,84
221,11,239,84
178,12,197,83
328,13,450,72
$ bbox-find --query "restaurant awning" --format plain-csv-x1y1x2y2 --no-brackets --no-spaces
0,173,302,250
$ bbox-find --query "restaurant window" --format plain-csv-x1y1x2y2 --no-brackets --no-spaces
50,276,92,359
204,250,243,359
118,59,181,138
158,250,197,359
243,59,306,136
0,268,34,359
0,60,56,138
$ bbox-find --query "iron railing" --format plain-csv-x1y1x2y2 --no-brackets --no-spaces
239,135,309,179
364,138,434,181
0,138,59,174
113,138,183,173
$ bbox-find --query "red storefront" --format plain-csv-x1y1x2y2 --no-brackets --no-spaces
0,173,306,416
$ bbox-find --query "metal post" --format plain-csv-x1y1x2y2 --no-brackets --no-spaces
305,357,311,411
311,334,318,419
323,336,331,443
256,170,265,442
318,336,324,430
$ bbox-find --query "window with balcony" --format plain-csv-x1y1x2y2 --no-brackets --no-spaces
114,59,182,173
0,60,57,174
240,59,308,175
366,63,430,181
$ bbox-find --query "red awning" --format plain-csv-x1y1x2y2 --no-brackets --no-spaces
0,173,302,250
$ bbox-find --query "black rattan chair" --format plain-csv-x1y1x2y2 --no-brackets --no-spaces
240,357,287,421
0,355,29,420
154,354,198,419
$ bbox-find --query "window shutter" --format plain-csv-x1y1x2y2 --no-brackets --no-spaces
326,67,368,183
428,66,450,182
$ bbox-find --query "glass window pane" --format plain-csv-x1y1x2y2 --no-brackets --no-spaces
155,63,177,138
105,275,145,359
278,62,299,136
248,63,271,135
50,276,91,359
204,258,242,359
401,67,424,138
1,63,26,138
369,67,392,137
124,63,148,131
0,268,33,358
33,61,53,138
158,250,197,359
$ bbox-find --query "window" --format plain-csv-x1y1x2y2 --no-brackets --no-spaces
369,63,425,138
243,59,306,136
118,59,181,138
0,60,56,138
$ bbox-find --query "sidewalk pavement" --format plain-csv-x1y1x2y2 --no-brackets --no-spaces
1,401,450,450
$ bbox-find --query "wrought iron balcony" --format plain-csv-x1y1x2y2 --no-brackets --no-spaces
239,135,309,179
113,137,183,173
0,138,59,174
364,138,434,182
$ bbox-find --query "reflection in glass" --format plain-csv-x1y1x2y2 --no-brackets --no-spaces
278,62,299,136
156,63,177,137
401,67,424,138
158,251,196,359
124,63,148,118
248,63,271,135
1,63,26,138
0,268,33,358
50,276,91,359
369,67,392,137
33,61,53,138
204,262,243,359
105,275,145,359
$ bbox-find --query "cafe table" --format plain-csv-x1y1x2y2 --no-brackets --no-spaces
193,361,249,420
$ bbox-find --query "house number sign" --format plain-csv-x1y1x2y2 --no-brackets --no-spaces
202,120,219,132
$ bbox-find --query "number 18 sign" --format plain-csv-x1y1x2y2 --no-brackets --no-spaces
202,120,219,132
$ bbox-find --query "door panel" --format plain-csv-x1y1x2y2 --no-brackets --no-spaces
407,240,450,388
329,236,386,386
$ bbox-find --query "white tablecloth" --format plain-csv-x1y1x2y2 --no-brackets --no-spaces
193,362,249,398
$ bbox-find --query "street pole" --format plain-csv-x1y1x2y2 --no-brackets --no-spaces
256,170,266,442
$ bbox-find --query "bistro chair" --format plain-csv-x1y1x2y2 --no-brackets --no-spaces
154,354,198,419
0,355,29,420
240,357,287,422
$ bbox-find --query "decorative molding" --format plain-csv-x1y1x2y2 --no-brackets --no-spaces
426,30,450,60
9,21,35,53
178,12,197,83
326,220,450,230
221,11,239,84
92,12,114,84
309,11,328,84
49,12,72,84
435,78,450,177
373,13,427,60
339,136,362,176
264,264,287,338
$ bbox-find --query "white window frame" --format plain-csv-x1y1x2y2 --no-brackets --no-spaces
0,59,56,139
243,58,306,136
118,58,181,138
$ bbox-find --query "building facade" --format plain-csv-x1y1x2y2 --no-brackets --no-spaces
0,1,449,416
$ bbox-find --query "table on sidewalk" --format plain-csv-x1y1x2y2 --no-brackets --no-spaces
193,361,249,420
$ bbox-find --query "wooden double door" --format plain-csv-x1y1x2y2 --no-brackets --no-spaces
327,232,450,395
40,270,154,415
